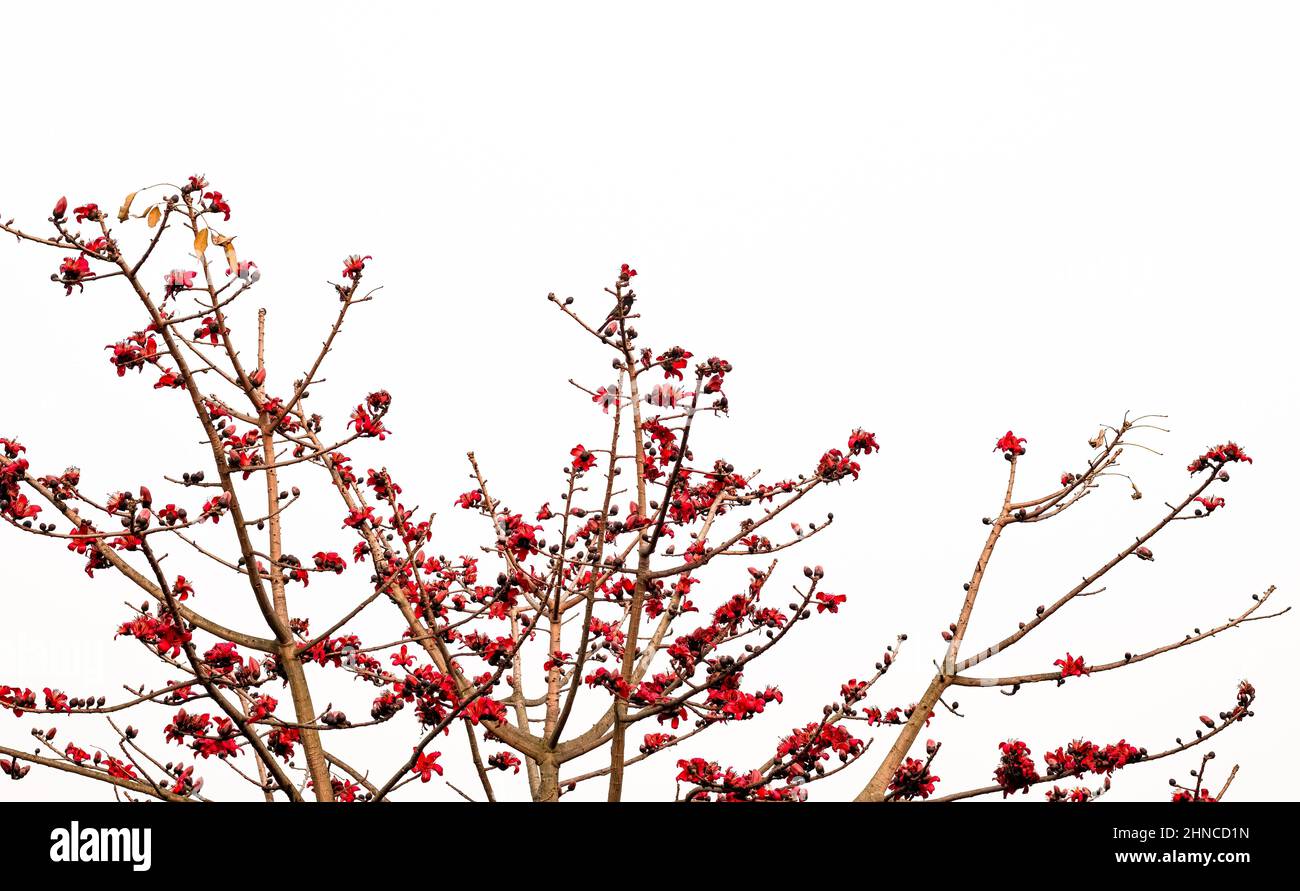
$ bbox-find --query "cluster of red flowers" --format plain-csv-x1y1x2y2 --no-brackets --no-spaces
1187,441,1252,474
164,709,240,760
816,449,861,482
889,757,940,800
1040,738,1144,784
994,739,1040,796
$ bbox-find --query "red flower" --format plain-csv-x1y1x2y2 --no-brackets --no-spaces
462,697,507,725
487,751,522,774
267,727,298,760
52,196,67,220
994,739,1040,796
173,576,195,600
641,733,674,754
654,347,693,381
1053,652,1089,679
343,506,376,528
248,695,278,720
73,203,100,223
104,757,137,780
676,757,720,784
1094,740,1142,773
1172,788,1216,802
619,262,637,279
43,688,70,713
349,405,389,439
815,592,847,614
585,667,631,699
1188,442,1252,474
889,757,940,800
994,430,1027,457
500,514,540,562
848,429,880,456
570,444,596,473
412,750,443,782
816,449,860,482
342,254,372,281
202,191,231,221
1194,496,1225,514
3,493,40,520
313,551,346,574
58,255,92,295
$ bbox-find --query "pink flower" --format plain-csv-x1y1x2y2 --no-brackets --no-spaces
164,269,197,297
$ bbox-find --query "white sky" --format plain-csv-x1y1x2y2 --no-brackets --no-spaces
1,1,1296,802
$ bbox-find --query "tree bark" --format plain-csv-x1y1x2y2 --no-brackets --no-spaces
855,674,950,802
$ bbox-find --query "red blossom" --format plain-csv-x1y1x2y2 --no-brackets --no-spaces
487,751,522,774
202,190,231,220
342,254,372,281
994,430,1027,457
58,255,92,295
569,444,596,473
889,758,940,800
994,739,1040,796
462,697,507,725
412,750,443,782
1188,442,1252,474
1195,496,1225,514
848,428,880,456
1053,652,1089,679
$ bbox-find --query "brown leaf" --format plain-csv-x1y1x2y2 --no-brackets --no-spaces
210,231,234,247
146,206,162,228
222,241,238,275
117,191,137,223
194,228,209,254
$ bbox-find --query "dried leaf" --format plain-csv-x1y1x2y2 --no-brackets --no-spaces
222,241,238,275
210,231,234,247
194,228,209,254
117,191,137,223
147,206,162,228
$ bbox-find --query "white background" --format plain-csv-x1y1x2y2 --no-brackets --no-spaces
0,1,1295,802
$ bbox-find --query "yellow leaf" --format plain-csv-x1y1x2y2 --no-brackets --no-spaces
194,228,209,254
222,241,238,275
147,206,162,228
117,191,137,223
